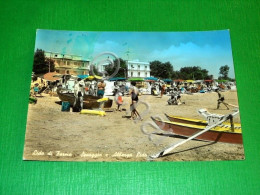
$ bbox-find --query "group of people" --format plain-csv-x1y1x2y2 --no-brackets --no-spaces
114,81,142,120
73,78,106,112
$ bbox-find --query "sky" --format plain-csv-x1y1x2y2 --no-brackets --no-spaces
35,29,236,78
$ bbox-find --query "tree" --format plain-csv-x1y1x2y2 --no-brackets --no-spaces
105,58,127,78
33,49,55,74
89,65,103,76
219,65,230,80
150,60,174,79
175,66,210,80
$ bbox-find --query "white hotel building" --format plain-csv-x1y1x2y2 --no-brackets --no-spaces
127,60,150,78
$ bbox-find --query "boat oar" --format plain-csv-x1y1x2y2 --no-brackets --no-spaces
150,110,239,159
226,103,238,108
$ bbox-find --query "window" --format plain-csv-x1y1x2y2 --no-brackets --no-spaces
131,72,133,77
67,61,70,65
138,65,140,69
138,72,140,76
54,54,58,57
145,66,147,69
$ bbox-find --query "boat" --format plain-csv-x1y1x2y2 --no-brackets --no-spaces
165,113,241,128
151,117,243,144
57,89,113,109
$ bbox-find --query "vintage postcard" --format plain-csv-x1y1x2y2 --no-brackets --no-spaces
23,30,244,161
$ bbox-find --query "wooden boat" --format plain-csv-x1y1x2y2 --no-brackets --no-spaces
57,89,113,109
165,113,241,128
151,117,243,144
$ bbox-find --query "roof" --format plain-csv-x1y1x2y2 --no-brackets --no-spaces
43,72,61,81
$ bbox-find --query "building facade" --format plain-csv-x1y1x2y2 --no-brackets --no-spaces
45,52,90,75
127,60,150,78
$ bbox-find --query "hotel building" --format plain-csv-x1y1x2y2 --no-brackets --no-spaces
45,51,90,75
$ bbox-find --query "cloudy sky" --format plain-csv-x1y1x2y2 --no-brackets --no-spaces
35,29,236,78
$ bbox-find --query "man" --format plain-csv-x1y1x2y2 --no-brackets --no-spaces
160,81,166,98
97,80,106,98
73,79,85,112
216,89,229,110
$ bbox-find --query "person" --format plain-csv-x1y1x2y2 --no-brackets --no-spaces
73,79,85,112
216,89,229,110
129,81,142,120
97,80,106,98
115,92,123,111
161,82,166,98
33,83,39,97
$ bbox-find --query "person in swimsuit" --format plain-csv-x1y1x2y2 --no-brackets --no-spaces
130,82,142,120
97,80,106,98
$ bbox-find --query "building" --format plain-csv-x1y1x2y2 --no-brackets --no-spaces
45,52,90,75
127,60,150,78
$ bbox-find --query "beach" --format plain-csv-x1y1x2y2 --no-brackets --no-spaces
23,91,245,162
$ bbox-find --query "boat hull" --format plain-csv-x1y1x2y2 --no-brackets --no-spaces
152,117,243,144
57,90,113,109
165,114,241,128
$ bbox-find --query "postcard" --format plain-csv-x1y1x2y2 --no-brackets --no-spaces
23,29,244,161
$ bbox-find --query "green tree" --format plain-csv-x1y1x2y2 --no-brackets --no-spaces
150,60,174,79
33,49,55,74
219,65,230,80
176,66,210,80
89,65,103,76
105,58,127,78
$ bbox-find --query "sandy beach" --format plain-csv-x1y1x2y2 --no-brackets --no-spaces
23,90,244,162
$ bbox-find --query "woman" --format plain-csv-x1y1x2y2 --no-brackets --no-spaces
130,82,142,120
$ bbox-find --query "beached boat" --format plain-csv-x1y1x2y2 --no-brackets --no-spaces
165,113,241,128
151,117,243,144
57,89,113,109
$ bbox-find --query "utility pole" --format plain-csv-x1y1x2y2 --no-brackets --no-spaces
48,52,51,73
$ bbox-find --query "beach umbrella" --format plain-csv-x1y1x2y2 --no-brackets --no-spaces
194,80,203,83
216,80,228,83
128,77,144,82
78,75,89,79
163,79,173,82
174,79,184,82
144,77,158,81
204,80,213,82
109,77,126,81
84,75,103,81
185,80,194,83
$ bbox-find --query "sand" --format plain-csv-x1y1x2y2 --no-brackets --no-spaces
23,90,245,162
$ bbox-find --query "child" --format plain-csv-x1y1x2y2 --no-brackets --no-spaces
115,92,123,111
33,83,39,97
